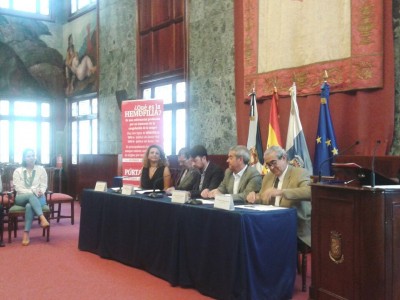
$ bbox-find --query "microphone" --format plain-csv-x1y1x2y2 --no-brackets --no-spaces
370,140,381,188
148,174,171,198
318,140,360,182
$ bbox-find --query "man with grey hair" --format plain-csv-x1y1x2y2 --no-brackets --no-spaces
247,145,312,247
208,145,262,204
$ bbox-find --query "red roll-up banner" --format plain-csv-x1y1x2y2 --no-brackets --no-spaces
121,99,164,186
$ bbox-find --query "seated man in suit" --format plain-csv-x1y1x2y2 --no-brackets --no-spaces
166,147,200,194
208,145,262,204
189,145,224,198
246,145,312,247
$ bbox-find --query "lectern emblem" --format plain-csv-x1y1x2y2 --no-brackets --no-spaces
329,231,344,264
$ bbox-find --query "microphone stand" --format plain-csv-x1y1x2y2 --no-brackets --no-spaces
371,140,381,188
318,141,360,182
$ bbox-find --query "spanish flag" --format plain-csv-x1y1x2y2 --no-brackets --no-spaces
267,89,282,148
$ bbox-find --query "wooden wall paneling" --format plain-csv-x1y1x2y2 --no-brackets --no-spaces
174,0,184,18
153,26,174,74
140,33,153,78
174,22,184,70
152,0,172,27
76,154,120,200
138,0,185,83
392,202,400,299
138,0,152,31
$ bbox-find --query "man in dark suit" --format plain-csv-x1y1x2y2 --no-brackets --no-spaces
189,145,224,198
208,145,262,204
247,145,311,247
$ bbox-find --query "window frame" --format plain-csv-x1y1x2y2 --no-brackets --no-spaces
140,76,188,155
68,93,98,165
0,0,53,21
0,98,53,165
68,0,96,21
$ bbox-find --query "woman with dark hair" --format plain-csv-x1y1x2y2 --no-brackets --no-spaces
13,148,49,246
140,145,171,191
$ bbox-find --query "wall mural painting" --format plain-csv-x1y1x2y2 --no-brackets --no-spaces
0,14,98,100
64,23,98,97
0,15,65,99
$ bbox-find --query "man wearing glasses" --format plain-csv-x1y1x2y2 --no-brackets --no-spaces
246,145,311,247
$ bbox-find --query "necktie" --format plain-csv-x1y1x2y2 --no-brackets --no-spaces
199,172,205,191
177,169,187,186
270,177,279,205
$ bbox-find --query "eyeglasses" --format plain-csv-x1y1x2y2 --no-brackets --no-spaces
265,155,283,168
265,160,278,168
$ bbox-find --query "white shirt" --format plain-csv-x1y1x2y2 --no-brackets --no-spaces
274,165,288,206
13,165,48,195
233,165,248,194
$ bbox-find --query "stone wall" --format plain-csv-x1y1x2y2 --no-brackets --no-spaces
188,0,237,154
391,0,400,154
97,0,138,154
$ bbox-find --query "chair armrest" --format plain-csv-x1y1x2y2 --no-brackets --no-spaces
45,190,54,199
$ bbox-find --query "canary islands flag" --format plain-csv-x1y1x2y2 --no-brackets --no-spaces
313,81,338,176
286,83,313,173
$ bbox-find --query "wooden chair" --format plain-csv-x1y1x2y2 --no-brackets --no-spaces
0,163,19,244
8,202,50,243
1,163,50,243
297,239,311,292
0,191,13,244
45,167,75,224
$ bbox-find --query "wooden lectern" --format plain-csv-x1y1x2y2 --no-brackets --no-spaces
310,164,400,299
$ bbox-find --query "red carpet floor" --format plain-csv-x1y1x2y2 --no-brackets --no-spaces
0,201,310,299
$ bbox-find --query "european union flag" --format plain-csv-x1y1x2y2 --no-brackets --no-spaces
313,82,338,176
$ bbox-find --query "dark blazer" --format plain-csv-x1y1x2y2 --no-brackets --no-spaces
217,166,262,204
190,161,224,198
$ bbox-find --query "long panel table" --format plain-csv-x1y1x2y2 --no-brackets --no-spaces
78,189,297,300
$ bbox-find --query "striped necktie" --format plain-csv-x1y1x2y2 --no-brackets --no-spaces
270,177,279,205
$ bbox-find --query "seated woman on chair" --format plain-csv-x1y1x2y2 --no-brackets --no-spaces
140,145,171,191
13,148,50,246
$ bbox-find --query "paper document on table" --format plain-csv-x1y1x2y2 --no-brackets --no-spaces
199,199,215,205
236,205,287,211
136,189,160,194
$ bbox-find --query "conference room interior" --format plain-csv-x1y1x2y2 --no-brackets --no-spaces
1,0,400,299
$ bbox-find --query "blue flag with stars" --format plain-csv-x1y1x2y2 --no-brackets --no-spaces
313,82,338,176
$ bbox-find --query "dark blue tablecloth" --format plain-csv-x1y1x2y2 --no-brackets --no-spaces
78,189,297,300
